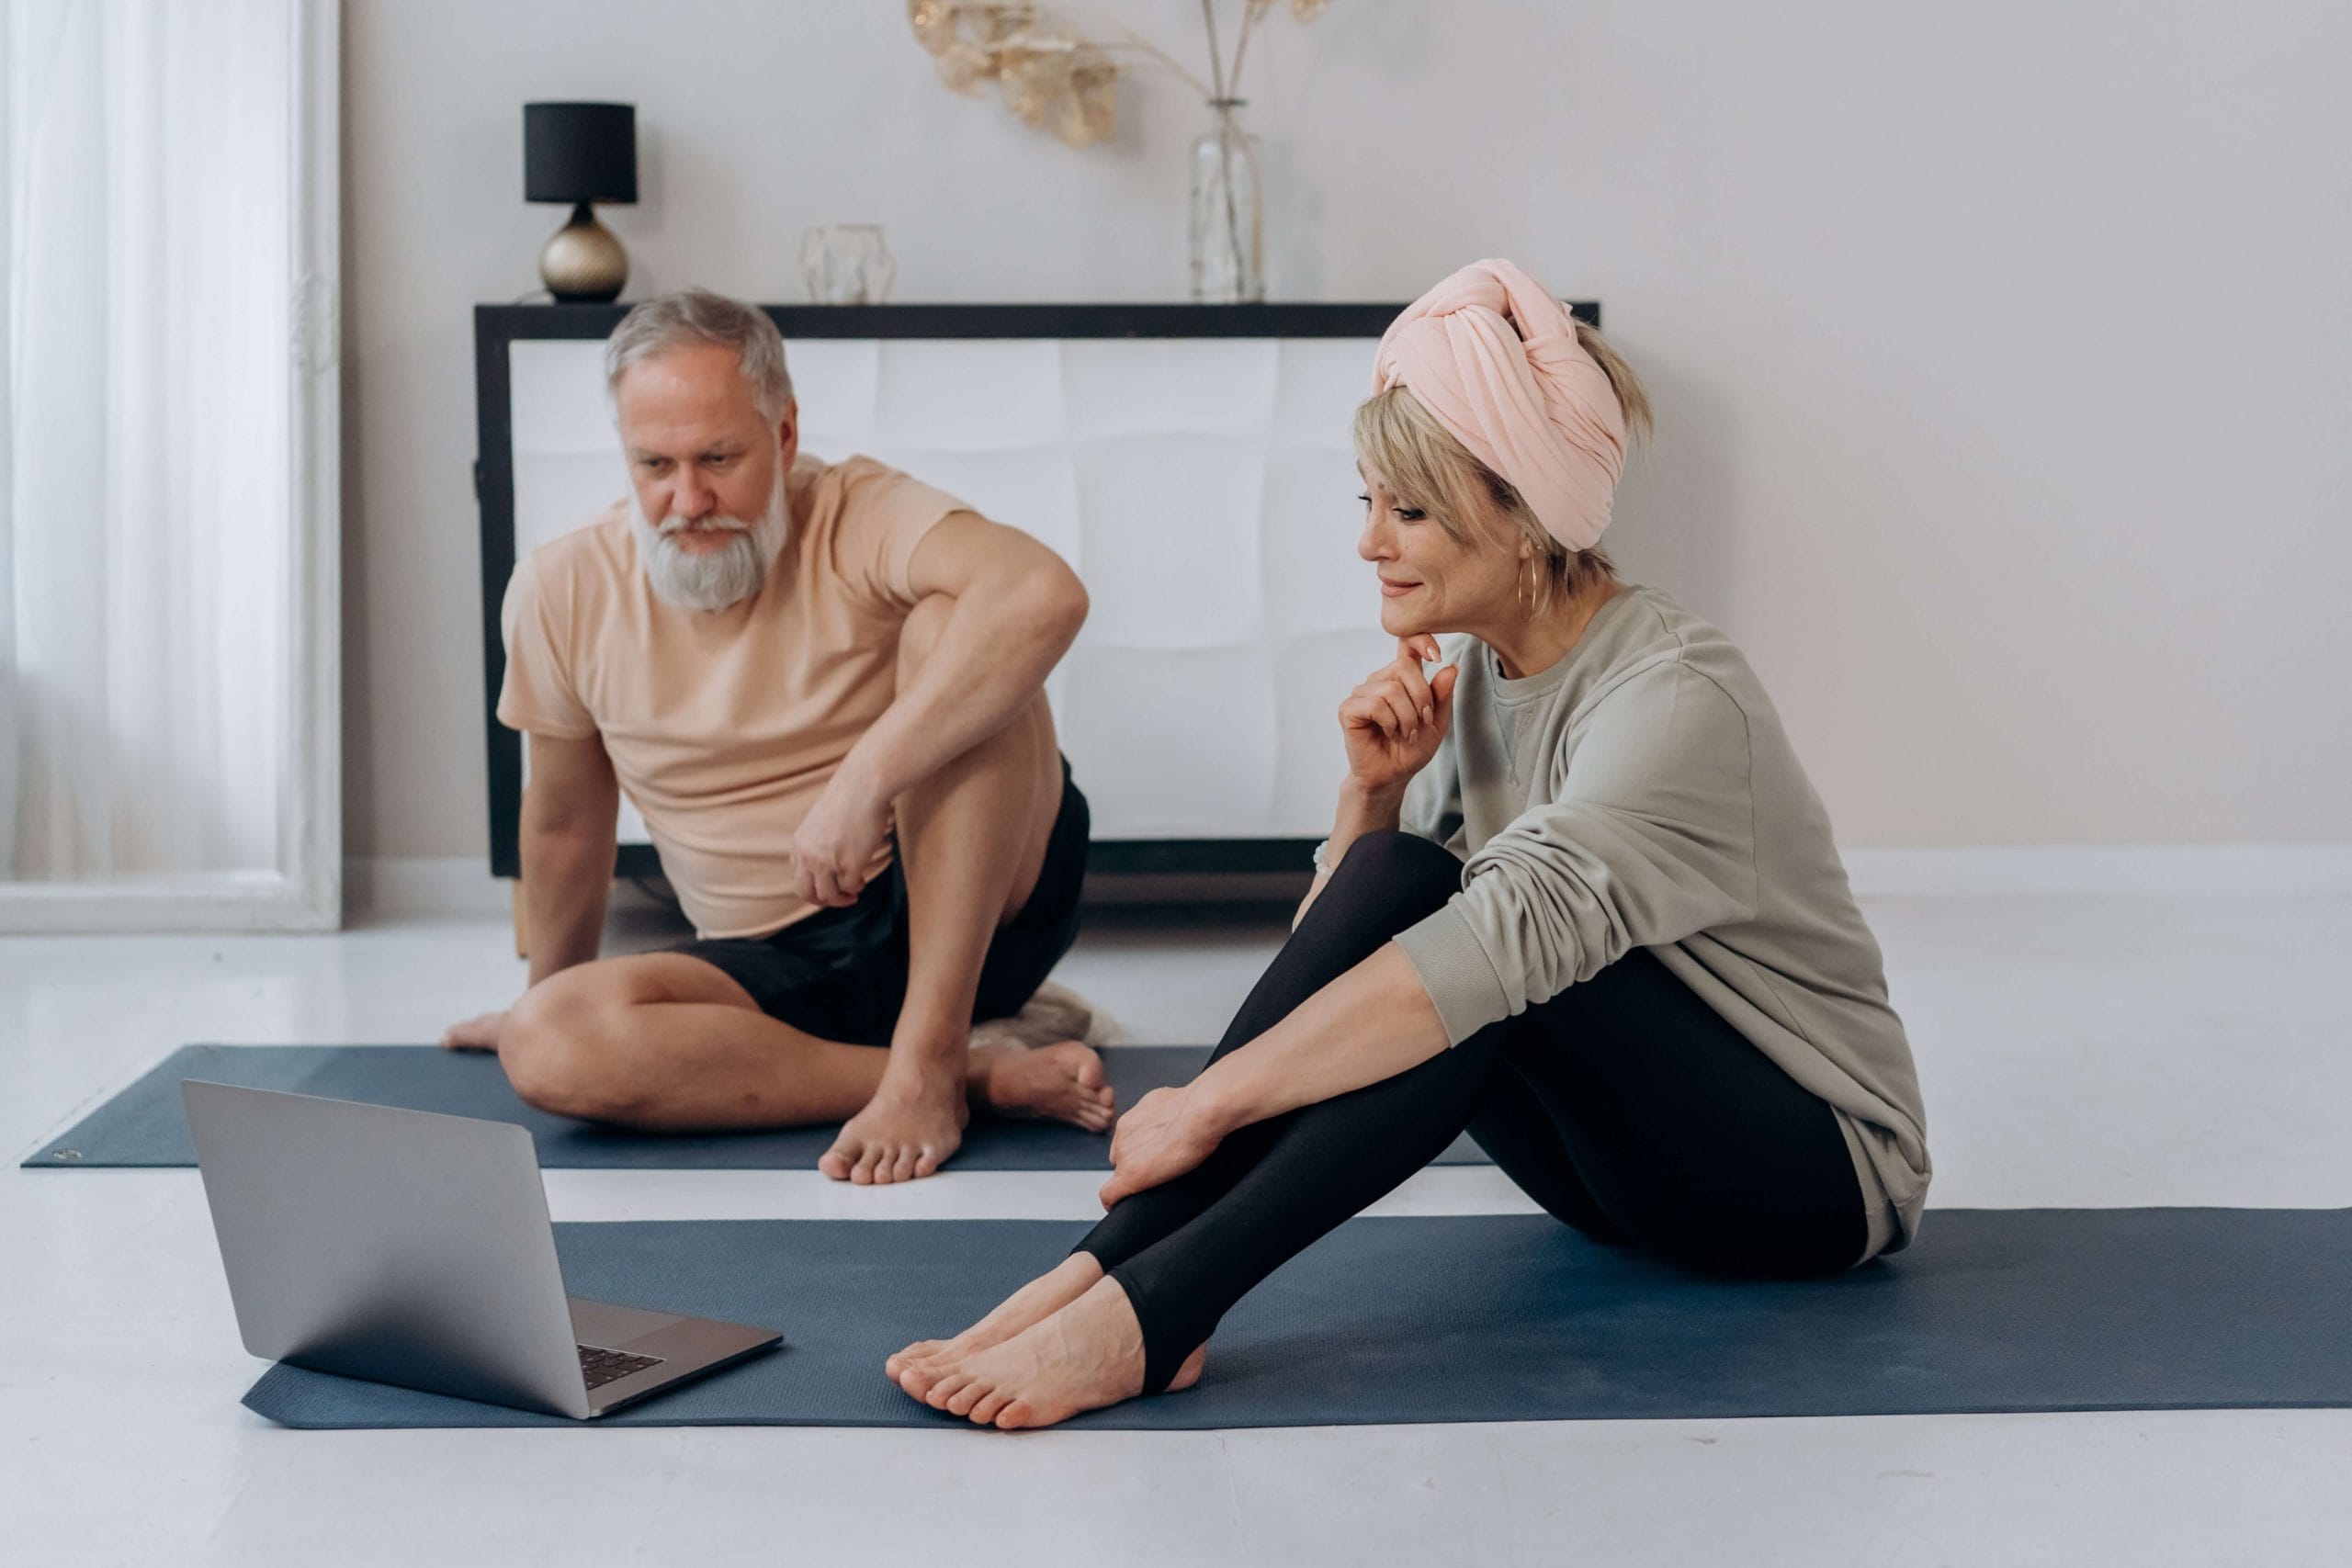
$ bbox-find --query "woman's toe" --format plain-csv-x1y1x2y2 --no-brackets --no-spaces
945,1378,989,1417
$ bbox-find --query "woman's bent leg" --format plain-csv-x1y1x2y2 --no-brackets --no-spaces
1075,831,1468,1276
1104,943,1868,1390
1476,946,1866,1275
1102,1022,1506,1390
889,830,1476,1401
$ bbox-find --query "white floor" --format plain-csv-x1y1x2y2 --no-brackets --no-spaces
6,892,2351,1565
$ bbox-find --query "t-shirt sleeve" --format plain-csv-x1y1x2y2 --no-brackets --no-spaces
831,461,978,612
496,550,597,739
1393,661,1761,1045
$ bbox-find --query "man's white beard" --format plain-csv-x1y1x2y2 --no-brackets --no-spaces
630,462,791,612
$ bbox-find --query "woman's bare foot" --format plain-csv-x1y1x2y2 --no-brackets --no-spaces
968,1040,1115,1133
887,1253,1104,1398
914,1277,1205,1430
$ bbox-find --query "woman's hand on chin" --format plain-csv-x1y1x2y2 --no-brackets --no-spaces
1340,636,1460,795
1099,1087,1227,1208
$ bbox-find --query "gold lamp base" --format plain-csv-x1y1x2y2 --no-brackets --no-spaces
539,202,628,302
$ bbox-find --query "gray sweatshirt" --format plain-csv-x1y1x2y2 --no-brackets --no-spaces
1393,585,1929,1261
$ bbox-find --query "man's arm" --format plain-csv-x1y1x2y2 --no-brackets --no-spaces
857,512,1086,802
518,730,621,986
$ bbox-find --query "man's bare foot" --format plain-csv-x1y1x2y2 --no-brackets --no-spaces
968,1040,1115,1133
913,1277,1205,1430
887,1253,1104,1398
819,1073,968,1184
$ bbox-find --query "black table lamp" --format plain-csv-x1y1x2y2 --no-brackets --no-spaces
525,102,637,302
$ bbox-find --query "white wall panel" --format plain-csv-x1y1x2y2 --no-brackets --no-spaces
503,334,1392,847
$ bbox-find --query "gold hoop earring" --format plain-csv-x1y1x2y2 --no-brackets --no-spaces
1518,558,1537,620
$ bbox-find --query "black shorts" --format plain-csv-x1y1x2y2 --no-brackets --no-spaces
673,757,1089,1047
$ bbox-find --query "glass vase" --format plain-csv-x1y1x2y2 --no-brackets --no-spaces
1189,99,1264,304
800,223,898,305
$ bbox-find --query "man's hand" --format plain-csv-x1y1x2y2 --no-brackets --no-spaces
441,1010,509,1053
789,769,894,908
1099,1086,1227,1209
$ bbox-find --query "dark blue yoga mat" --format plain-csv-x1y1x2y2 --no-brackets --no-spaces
239,1208,2352,1430
23,1044,1490,1170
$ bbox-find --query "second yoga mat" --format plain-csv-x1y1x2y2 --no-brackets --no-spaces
240,1208,2352,1430
23,1044,1492,1170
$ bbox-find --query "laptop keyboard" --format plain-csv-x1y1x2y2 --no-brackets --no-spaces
578,1343,665,1391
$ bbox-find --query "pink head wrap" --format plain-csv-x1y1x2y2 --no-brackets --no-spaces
1371,258,1627,552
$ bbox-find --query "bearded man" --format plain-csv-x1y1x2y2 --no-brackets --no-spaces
443,288,1110,1184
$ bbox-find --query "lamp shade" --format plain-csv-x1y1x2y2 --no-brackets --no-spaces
524,102,637,205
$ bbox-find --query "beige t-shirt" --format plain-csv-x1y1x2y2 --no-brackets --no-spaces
498,454,970,940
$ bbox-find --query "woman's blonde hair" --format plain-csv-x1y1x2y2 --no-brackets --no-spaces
1352,320,1652,614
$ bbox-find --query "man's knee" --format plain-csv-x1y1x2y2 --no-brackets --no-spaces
500,975,648,1122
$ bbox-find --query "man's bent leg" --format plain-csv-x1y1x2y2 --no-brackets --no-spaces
894,668,1064,1046
500,953,893,1131
820,594,1102,1183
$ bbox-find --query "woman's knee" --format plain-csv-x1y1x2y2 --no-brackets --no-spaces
1322,829,1463,919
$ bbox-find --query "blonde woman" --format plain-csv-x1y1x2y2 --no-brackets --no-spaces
887,260,1932,1428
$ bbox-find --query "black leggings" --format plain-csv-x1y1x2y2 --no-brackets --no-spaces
1075,830,1868,1393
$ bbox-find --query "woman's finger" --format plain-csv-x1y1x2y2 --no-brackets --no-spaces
1396,634,1442,666
1340,693,1402,739
1388,658,1436,725
1374,684,1419,739
1430,662,1461,722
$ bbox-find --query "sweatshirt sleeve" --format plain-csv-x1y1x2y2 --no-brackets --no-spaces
1393,661,1761,1045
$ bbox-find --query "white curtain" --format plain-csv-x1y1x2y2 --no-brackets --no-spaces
4,0,293,882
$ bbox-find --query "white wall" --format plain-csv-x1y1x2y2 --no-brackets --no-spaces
344,0,2352,863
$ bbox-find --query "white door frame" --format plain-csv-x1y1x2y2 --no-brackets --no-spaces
0,0,340,934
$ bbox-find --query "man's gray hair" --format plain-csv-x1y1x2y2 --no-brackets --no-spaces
605,288,795,419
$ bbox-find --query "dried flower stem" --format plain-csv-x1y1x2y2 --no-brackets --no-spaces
1227,0,1275,100
1090,36,1215,100
1201,0,1228,101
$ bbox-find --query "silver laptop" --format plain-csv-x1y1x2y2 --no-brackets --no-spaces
181,1080,781,1419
